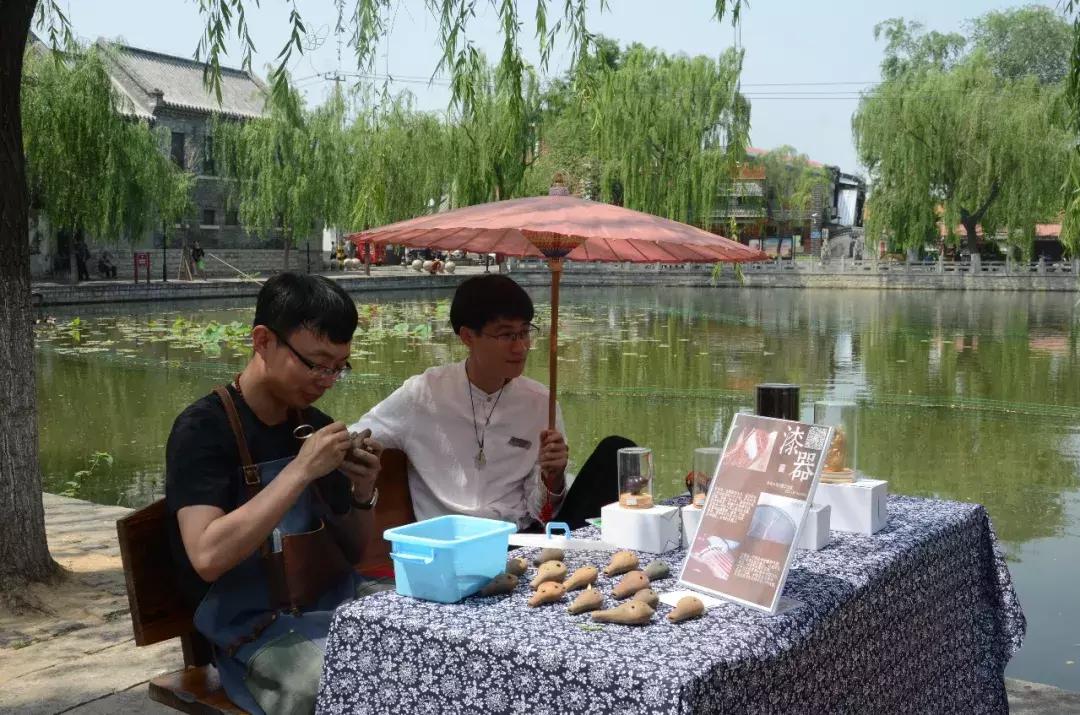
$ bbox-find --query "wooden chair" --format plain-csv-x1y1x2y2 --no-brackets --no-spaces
116,449,414,714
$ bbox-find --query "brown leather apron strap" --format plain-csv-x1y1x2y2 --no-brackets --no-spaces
213,385,262,499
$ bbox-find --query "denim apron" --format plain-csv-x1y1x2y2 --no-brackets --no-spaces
192,387,357,715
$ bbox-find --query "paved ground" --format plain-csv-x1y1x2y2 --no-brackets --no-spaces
1,494,1078,714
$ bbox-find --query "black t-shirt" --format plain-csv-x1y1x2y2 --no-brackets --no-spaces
165,384,351,607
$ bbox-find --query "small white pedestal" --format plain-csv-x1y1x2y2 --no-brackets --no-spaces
680,505,703,548
796,504,831,550
813,478,888,535
601,502,682,553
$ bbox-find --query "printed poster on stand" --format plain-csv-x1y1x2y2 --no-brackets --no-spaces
677,413,833,614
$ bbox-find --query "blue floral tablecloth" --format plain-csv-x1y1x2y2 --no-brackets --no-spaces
316,496,1024,714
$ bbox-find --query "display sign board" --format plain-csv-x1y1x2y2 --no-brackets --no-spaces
677,414,833,614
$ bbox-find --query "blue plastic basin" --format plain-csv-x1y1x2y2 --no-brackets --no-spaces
384,515,516,603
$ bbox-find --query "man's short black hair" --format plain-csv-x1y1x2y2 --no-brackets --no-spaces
450,274,534,334
253,272,358,344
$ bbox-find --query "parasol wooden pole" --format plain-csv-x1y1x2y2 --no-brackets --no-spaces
547,258,562,430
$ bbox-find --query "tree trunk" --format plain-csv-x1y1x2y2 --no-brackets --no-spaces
283,232,291,271
0,0,62,604
962,220,979,260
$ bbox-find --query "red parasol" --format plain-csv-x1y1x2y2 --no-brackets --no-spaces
348,195,766,428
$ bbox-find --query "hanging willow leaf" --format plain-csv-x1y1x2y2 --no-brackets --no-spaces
855,25,1068,259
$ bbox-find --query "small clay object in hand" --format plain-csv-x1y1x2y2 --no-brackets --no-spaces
562,565,598,591
591,600,655,625
528,581,566,607
643,559,671,581
612,570,650,599
346,428,376,462
534,547,565,566
603,550,639,577
505,557,528,577
667,595,705,623
567,585,604,615
631,588,659,609
530,560,567,589
480,572,518,596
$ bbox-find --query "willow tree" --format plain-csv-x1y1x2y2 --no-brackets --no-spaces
855,19,1069,259
23,47,193,276
215,83,347,268
1062,2,1080,253
758,146,830,234
591,44,749,227
449,54,541,205
347,93,452,228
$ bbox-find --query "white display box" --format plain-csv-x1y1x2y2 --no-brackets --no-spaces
812,478,888,535
680,505,703,549
796,504,831,551
601,502,682,554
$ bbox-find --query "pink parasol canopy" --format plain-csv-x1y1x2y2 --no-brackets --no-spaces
348,195,767,430
348,195,766,264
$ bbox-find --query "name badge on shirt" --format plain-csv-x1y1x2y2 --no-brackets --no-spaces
508,436,532,450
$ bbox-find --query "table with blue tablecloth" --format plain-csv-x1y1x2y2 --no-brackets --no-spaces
316,495,1024,714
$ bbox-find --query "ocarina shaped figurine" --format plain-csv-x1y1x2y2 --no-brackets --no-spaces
567,585,603,615
505,557,528,577
562,565,598,591
533,548,565,566
643,559,671,581
603,550,639,577
667,595,705,623
527,581,566,607
345,428,376,462
631,588,659,609
591,600,655,625
612,570,650,599
530,560,567,589
480,572,518,596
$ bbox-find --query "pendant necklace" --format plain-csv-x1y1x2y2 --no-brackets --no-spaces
467,360,506,469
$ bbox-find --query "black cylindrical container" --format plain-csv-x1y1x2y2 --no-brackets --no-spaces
756,383,800,420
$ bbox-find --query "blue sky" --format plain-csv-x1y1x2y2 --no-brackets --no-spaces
64,0,1056,174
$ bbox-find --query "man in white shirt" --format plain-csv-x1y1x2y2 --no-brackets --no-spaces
351,275,633,530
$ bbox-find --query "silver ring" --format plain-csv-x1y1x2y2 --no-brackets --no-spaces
293,424,316,440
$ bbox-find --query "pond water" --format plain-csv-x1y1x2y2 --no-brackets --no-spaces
34,286,1080,690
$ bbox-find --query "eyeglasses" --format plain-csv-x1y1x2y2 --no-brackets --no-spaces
271,329,352,381
481,323,541,345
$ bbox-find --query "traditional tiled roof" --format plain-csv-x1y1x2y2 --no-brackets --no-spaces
98,40,267,120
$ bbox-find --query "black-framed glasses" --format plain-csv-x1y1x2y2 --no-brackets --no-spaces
271,329,352,381
481,323,541,345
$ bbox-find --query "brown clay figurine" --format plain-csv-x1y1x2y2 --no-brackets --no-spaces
631,588,659,609
480,572,518,596
533,548,564,566
528,581,566,607
530,561,567,589
567,585,604,615
603,550,639,577
505,557,528,577
591,600,655,625
643,559,671,581
612,570,650,599
562,565,599,591
667,596,706,623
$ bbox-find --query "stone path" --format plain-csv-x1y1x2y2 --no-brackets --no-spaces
1,494,1078,714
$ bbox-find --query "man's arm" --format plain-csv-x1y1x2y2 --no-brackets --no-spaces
177,422,352,583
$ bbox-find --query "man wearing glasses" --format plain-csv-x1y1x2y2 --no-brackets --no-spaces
165,273,382,714
352,274,632,531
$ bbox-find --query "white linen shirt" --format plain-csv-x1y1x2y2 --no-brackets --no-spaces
351,361,566,529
